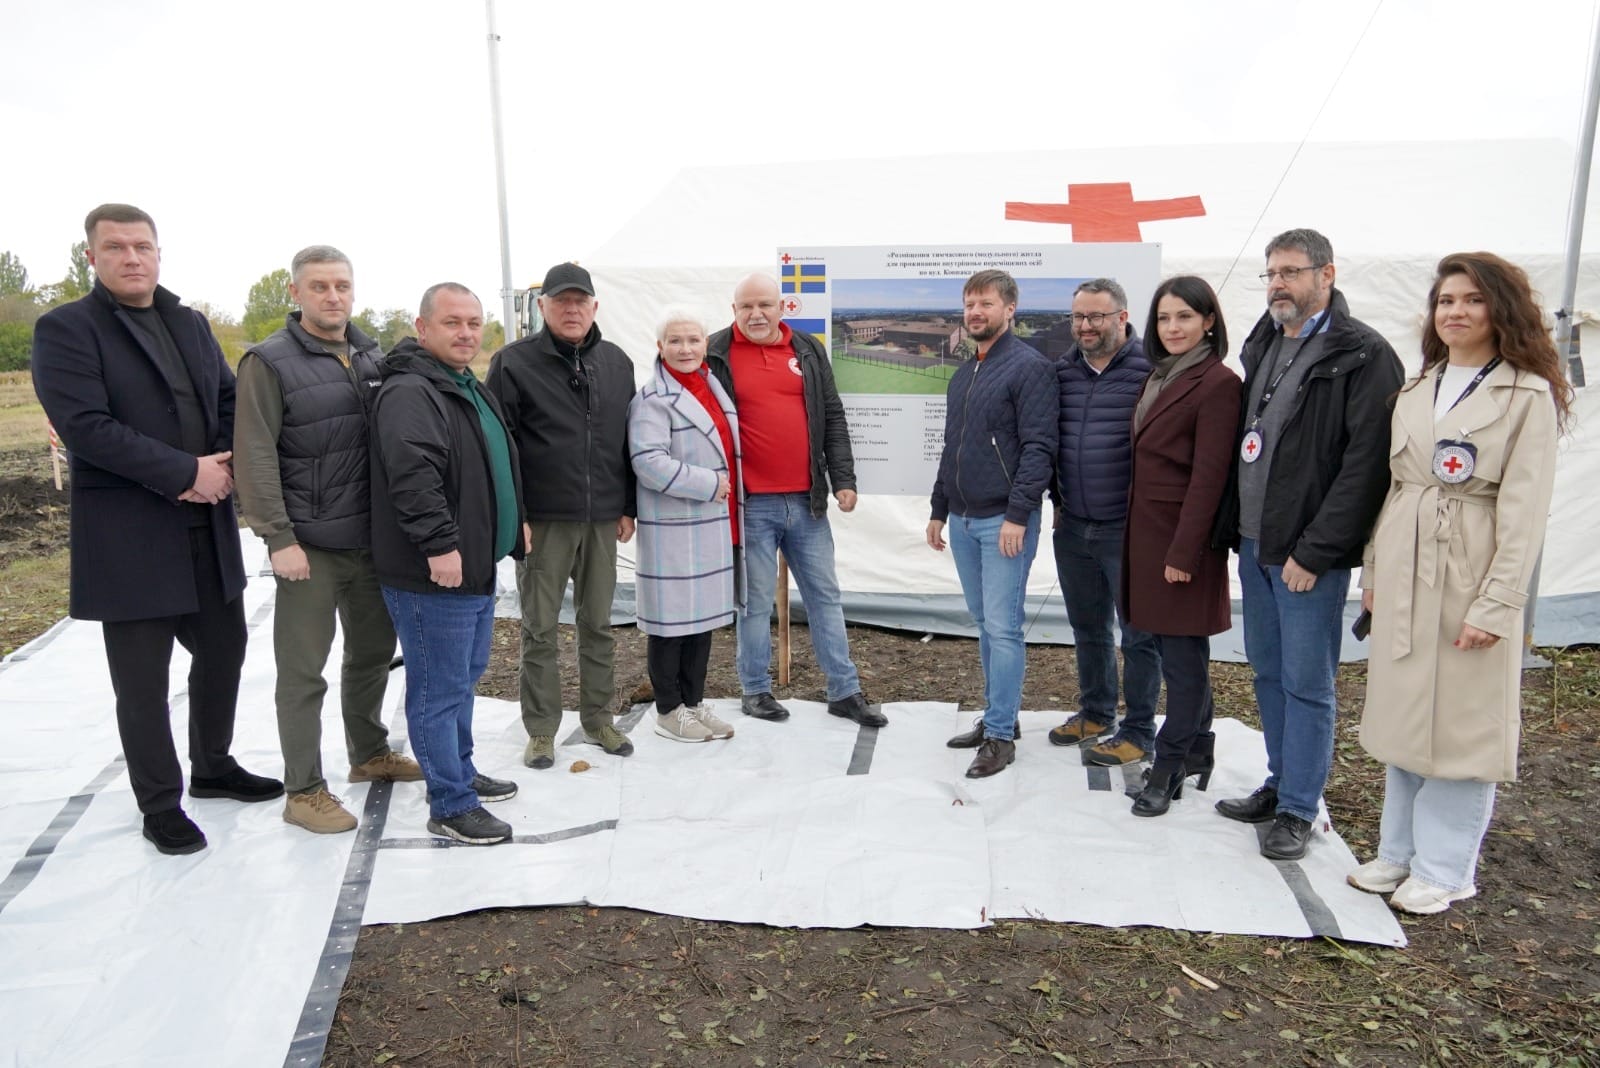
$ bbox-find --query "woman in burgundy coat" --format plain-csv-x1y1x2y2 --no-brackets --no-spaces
1121,276,1242,816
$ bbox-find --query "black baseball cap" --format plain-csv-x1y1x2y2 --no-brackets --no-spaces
542,262,594,296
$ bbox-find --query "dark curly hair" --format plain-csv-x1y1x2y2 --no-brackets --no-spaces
1416,252,1573,430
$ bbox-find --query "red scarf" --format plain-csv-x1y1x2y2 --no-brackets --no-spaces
666,363,739,544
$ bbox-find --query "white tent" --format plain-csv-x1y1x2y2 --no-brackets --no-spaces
531,139,1600,649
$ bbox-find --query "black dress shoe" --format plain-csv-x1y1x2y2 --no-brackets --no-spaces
471,773,518,803
1261,812,1315,860
142,808,206,855
828,693,887,728
1214,784,1278,823
947,718,1021,748
188,766,285,803
965,738,1016,779
1131,763,1185,817
741,692,791,721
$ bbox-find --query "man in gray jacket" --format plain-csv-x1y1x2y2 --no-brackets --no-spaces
235,246,421,835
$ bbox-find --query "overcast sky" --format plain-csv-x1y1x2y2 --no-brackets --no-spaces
3,0,1595,321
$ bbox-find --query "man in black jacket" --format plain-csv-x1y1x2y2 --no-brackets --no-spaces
705,273,884,728
371,283,525,845
236,246,421,836
1212,229,1404,861
487,263,636,770
31,203,282,856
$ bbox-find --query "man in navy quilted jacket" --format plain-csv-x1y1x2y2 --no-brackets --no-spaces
926,270,1059,779
1045,278,1161,767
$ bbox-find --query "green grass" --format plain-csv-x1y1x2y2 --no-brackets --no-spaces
0,549,69,657
0,372,49,452
831,355,957,395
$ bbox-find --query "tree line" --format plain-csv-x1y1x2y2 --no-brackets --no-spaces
0,249,503,372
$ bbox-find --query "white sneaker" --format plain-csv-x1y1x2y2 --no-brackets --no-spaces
689,703,735,740
1347,858,1410,894
654,705,715,743
1389,875,1477,915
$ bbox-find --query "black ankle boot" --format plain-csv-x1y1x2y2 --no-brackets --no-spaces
1132,762,1185,817
1184,734,1215,792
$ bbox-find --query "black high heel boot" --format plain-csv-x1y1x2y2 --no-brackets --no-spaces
1132,761,1185,817
1185,732,1215,793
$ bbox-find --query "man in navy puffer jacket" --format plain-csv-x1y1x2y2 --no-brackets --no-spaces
1046,278,1162,767
926,270,1058,779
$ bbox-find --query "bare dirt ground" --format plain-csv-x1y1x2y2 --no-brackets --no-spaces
0,444,70,654
0,439,1593,1066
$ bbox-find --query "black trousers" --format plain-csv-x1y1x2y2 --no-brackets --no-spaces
1151,633,1215,767
101,528,247,814
647,631,714,714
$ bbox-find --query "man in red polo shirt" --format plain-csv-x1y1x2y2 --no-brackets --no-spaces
705,274,885,728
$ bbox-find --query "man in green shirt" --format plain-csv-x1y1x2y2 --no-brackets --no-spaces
369,284,528,845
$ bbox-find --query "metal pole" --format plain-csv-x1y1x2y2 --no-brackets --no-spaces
485,0,517,337
1526,6,1600,667
1554,3,1600,381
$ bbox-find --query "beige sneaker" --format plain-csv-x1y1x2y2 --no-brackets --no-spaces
523,735,555,770
654,705,715,743
284,789,357,834
348,750,423,783
689,704,735,740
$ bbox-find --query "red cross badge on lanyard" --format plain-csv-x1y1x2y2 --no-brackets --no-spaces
1431,441,1477,484
1240,429,1264,464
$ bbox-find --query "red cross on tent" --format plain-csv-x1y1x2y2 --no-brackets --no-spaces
1005,182,1205,241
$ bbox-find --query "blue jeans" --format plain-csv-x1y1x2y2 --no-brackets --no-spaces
948,511,1041,740
381,587,495,820
737,493,861,701
1237,537,1350,823
1379,766,1496,892
1051,515,1161,749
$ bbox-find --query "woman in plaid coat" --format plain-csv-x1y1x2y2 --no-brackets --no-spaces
629,312,745,743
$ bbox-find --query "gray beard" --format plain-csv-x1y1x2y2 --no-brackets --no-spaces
1079,337,1119,361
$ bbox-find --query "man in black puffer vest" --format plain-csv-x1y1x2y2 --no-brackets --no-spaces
236,246,422,836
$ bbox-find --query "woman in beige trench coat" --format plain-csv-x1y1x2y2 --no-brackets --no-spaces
1350,252,1569,915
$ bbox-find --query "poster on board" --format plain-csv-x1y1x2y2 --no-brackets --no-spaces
777,243,1162,496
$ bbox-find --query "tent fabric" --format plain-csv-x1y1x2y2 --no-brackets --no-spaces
538,140,1600,645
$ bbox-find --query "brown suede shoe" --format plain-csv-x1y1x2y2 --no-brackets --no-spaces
964,738,1016,779
349,750,424,783
1083,737,1151,767
1047,714,1114,747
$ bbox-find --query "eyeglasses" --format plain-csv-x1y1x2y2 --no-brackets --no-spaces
1258,264,1326,284
1069,311,1123,326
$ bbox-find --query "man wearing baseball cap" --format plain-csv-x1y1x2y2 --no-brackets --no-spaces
487,263,638,768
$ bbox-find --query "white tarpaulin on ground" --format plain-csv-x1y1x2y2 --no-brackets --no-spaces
524,139,1600,648
0,542,1403,1067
